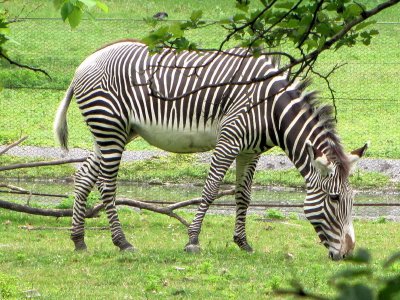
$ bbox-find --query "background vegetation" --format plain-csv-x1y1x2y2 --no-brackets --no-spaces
0,0,399,157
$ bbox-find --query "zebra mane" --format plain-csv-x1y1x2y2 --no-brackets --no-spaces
297,80,351,177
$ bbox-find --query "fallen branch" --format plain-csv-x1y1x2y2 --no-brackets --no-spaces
0,189,236,226
0,157,86,172
0,136,28,155
0,199,78,218
0,189,68,198
18,225,109,231
0,184,30,193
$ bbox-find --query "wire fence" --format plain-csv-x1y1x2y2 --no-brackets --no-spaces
0,18,399,157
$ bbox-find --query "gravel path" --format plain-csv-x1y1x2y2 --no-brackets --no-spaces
2,145,400,182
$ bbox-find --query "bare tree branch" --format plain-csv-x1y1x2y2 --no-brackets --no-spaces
0,52,51,79
0,189,236,227
309,63,347,121
0,157,86,172
297,0,324,49
0,183,30,193
0,136,28,155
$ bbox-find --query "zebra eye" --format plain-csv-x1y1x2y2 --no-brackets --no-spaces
330,194,340,201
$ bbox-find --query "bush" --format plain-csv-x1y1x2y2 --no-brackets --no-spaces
275,249,400,300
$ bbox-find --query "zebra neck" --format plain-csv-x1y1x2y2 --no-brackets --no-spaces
274,110,324,182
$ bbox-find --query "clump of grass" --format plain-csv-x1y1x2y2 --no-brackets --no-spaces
350,170,390,188
55,191,101,209
0,273,20,299
265,209,285,220
374,216,387,224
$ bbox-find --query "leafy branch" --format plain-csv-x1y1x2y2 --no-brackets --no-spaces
274,248,400,299
141,0,399,107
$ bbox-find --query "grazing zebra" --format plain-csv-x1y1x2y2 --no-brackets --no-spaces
54,40,367,260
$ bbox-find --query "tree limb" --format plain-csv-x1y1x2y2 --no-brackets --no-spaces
0,52,51,79
0,136,28,155
0,189,236,227
0,157,86,172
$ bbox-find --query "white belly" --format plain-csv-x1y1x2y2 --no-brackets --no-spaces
133,124,218,153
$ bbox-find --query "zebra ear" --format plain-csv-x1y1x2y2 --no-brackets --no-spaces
348,141,369,166
306,141,333,177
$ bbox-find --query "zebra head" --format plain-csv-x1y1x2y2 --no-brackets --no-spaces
304,141,368,261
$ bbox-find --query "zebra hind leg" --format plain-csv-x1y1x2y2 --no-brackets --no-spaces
96,145,134,251
233,154,259,253
71,152,100,251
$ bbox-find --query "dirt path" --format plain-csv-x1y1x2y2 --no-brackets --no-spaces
2,145,400,183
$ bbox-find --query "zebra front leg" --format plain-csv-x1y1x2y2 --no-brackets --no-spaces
97,146,134,251
185,143,239,253
71,152,100,251
233,153,259,252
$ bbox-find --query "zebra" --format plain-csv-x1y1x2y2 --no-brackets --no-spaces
54,39,368,260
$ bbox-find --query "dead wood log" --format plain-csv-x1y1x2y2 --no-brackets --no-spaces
0,136,28,155
0,157,86,172
0,189,236,227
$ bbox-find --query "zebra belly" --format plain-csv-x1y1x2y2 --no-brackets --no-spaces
133,124,218,153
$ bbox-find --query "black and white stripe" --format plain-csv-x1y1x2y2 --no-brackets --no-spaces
54,40,366,259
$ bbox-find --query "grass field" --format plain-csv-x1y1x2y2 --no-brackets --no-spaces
0,1,399,158
1,209,400,299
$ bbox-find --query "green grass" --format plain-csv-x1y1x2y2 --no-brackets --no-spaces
0,153,392,190
0,209,400,299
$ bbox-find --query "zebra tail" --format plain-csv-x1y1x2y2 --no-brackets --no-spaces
54,82,74,151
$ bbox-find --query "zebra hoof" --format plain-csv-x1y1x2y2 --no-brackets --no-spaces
233,236,253,253
73,239,88,251
184,244,201,254
241,245,254,253
120,246,135,252
119,242,135,252
74,243,88,252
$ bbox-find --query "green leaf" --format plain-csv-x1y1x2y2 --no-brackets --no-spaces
95,1,109,13
53,0,64,10
344,3,363,20
316,23,332,36
338,284,373,300
235,1,249,12
0,27,10,35
60,2,74,21
79,0,96,8
173,37,190,51
233,13,247,22
275,1,295,9
370,29,379,35
332,268,372,281
218,18,232,25
325,3,338,11
169,22,184,38
68,6,83,28
304,39,318,52
355,20,376,31
383,252,400,268
190,10,203,22
346,248,371,264
378,275,400,300
143,17,158,27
